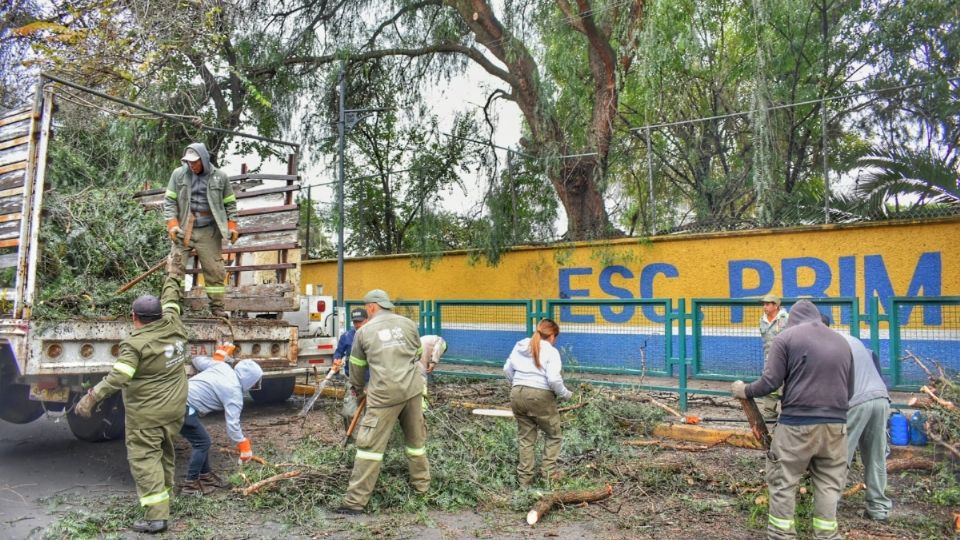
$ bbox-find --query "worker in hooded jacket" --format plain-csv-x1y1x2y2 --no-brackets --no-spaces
504,318,572,488
163,142,239,318
179,348,263,496
75,252,189,534
732,300,854,540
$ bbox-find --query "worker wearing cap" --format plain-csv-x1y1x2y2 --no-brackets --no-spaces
337,289,429,514
760,294,789,417
335,307,369,376
163,142,239,318
75,251,189,534
179,347,263,496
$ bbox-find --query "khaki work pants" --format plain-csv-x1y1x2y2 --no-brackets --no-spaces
847,398,892,520
766,423,847,540
177,225,225,311
126,418,184,520
342,394,430,510
510,385,562,487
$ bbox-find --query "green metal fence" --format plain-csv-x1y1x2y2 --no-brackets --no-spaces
337,295,959,411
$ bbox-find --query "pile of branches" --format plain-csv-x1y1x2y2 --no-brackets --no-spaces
233,384,662,519
907,352,960,460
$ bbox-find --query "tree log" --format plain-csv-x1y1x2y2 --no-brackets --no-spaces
526,485,613,525
921,385,956,411
843,483,865,497
887,458,935,473
737,397,772,450
240,471,301,496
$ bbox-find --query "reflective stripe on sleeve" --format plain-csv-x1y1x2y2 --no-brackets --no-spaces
165,190,177,200
112,362,136,378
768,515,794,531
812,517,837,531
222,194,237,204
204,286,225,294
405,446,426,457
355,449,383,461
350,356,367,367
139,490,170,506
162,302,181,314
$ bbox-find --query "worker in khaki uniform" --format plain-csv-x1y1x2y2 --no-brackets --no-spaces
759,294,789,417
337,289,429,514
417,335,446,409
733,300,854,540
76,251,189,534
163,142,239,318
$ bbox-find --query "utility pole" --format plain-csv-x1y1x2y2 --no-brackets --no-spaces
335,60,388,325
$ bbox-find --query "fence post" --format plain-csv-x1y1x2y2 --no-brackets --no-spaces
888,298,901,389
677,298,688,412
848,297,860,339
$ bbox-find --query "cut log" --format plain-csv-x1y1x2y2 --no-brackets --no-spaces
737,397,772,450
843,483,865,497
887,458,935,473
920,385,956,411
526,485,613,525
649,423,764,450
240,471,301,496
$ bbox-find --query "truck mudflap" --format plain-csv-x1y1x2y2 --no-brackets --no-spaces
20,318,297,380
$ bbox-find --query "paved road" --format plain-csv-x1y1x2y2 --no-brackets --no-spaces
0,415,132,539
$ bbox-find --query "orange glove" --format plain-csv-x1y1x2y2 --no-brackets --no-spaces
213,343,237,362
166,219,182,243
237,438,253,462
227,220,239,244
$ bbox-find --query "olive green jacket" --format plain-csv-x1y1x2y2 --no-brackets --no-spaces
162,143,238,239
93,276,189,429
349,310,424,407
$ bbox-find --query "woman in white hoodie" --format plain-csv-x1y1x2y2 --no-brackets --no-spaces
503,318,573,487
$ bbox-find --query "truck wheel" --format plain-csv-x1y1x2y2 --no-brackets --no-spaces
67,392,125,442
249,376,295,404
0,383,45,424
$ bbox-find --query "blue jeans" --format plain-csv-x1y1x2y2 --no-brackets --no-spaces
179,407,211,480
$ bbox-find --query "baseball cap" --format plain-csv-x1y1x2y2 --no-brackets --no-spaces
362,289,394,309
761,294,781,305
350,308,367,321
131,294,162,317
182,147,201,162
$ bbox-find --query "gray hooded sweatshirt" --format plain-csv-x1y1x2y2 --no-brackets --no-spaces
187,357,263,443
503,338,572,400
843,334,888,408
163,142,238,238
745,300,854,423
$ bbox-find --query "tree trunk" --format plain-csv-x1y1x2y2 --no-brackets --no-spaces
551,157,613,239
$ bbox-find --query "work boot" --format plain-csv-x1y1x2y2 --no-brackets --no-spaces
180,478,210,496
199,471,228,490
210,306,228,318
131,519,168,534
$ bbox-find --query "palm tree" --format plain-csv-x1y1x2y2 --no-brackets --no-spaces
851,147,960,218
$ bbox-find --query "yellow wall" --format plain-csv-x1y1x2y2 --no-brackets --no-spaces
301,219,959,306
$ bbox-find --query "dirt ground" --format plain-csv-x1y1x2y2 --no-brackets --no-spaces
1,382,954,540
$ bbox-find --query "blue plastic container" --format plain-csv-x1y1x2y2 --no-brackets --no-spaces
889,411,910,446
909,411,929,446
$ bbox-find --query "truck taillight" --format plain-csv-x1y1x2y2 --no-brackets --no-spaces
316,300,326,313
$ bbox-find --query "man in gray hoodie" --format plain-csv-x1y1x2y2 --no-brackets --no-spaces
179,353,263,495
163,143,239,317
732,300,854,540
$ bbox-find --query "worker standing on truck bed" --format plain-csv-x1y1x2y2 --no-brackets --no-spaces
337,289,430,515
75,251,189,534
163,142,239,318
179,346,263,496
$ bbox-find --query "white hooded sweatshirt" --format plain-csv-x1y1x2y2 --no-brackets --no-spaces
503,338,572,400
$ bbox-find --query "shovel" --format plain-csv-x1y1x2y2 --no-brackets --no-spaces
297,358,343,417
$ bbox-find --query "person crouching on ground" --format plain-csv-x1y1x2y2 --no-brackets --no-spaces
503,318,573,488
179,346,263,495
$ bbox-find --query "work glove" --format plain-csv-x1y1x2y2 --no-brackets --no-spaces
237,438,253,463
731,380,748,400
75,389,98,418
213,343,237,362
166,248,184,279
227,221,240,244
166,219,182,243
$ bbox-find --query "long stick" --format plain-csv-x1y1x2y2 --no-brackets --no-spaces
526,485,613,525
342,395,366,445
298,359,343,417
113,257,166,295
737,397,772,450
240,471,301,496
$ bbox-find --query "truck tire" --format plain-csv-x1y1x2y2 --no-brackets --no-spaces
0,383,45,424
249,376,295,404
67,392,125,442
